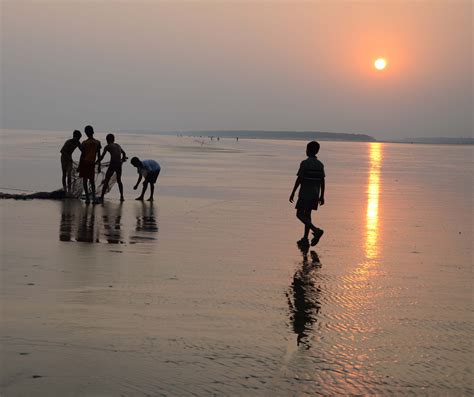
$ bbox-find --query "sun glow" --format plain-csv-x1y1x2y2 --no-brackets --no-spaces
374,58,387,70
365,143,382,259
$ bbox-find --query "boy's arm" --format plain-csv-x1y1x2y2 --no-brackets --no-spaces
96,144,102,171
133,173,143,190
121,148,127,162
289,176,302,203
290,161,305,203
98,147,108,163
319,178,325,205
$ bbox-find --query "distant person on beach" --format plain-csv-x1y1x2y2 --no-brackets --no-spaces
289,141,325,247
98,133,127,202
131,157,161,201
60,130,82,193
78,125,101,204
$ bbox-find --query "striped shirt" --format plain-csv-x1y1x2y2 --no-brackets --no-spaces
297,156,325,200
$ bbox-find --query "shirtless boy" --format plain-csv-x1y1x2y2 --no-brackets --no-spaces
60,130,82,193
98,133,127,202
78,125,101,204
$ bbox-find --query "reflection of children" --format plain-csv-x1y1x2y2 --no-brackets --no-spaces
78,125,101,204
60,130,82,193
98,134,127,202
289,141,325,247
130,157,161,201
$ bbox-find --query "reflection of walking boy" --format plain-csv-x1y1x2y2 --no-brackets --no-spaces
78,126,101,204
289,244,322,346
289,141,325,247
131,157,161,201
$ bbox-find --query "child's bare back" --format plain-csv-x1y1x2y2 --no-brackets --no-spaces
105,142,124,165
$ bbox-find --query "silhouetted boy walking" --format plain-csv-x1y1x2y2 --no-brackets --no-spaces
289,141,325,246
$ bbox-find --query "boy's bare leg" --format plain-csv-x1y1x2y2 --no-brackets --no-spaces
147,184,154,201
307,210,324,246
136,181,148,200
66,169,72,193
304,224,310,239
90,178,96,203
62,172,67,192
119,185,124,201
304,211,313,238
118,181,124,201
296,209,308,227
101,169,113,200
300,209,311,239
296,209,318,235
83,179,90,203
116,170,124,201
100,177,110,200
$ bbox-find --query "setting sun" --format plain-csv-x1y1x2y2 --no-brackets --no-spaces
374,58,387,70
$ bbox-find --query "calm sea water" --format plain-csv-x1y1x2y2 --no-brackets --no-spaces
1,130,472,395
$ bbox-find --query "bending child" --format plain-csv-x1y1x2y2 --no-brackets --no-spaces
98,133,127,202
130,157,161,201
289,141,325,247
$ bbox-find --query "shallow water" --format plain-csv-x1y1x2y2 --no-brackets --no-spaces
1,130,472,395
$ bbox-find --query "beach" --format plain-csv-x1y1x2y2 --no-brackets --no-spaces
0,130,472,395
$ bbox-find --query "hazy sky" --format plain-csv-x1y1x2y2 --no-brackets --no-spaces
1,1,472,139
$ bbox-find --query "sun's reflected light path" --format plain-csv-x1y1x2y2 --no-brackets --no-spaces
365,143,382,260
352,142,383,287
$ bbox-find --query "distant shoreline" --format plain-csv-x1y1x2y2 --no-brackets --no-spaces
128,130,474,145
1,128,472,145
128,129,377,142
381,137,474,145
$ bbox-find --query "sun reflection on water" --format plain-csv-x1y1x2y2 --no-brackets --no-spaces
365,143,382,260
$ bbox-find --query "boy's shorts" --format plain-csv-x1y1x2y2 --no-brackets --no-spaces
145,169,160,184
61,155,73,173
106,161,122,176
295,197,318,211
79,161,95,179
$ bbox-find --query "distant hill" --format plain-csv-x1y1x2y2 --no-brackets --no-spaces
171,130,377,142
118,129,473,145
390,137,474,145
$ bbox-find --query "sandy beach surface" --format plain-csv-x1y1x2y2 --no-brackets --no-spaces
1,130,472,395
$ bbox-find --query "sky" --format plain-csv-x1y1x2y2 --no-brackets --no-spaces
1,0,472,139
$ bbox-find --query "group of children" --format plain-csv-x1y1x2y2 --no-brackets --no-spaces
60,126,161,204
61,129,325,246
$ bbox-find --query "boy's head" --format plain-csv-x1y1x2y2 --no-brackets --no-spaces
306,141,320,157
84,125,94,138
73,130,82,140
130,157,142,168
106,133,115,144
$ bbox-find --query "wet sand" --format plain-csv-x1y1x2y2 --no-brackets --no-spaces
1,130,472,395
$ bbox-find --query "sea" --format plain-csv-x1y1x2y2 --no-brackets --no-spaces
1,129,472,395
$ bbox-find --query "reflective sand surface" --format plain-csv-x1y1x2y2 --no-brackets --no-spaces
1,130,472,395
